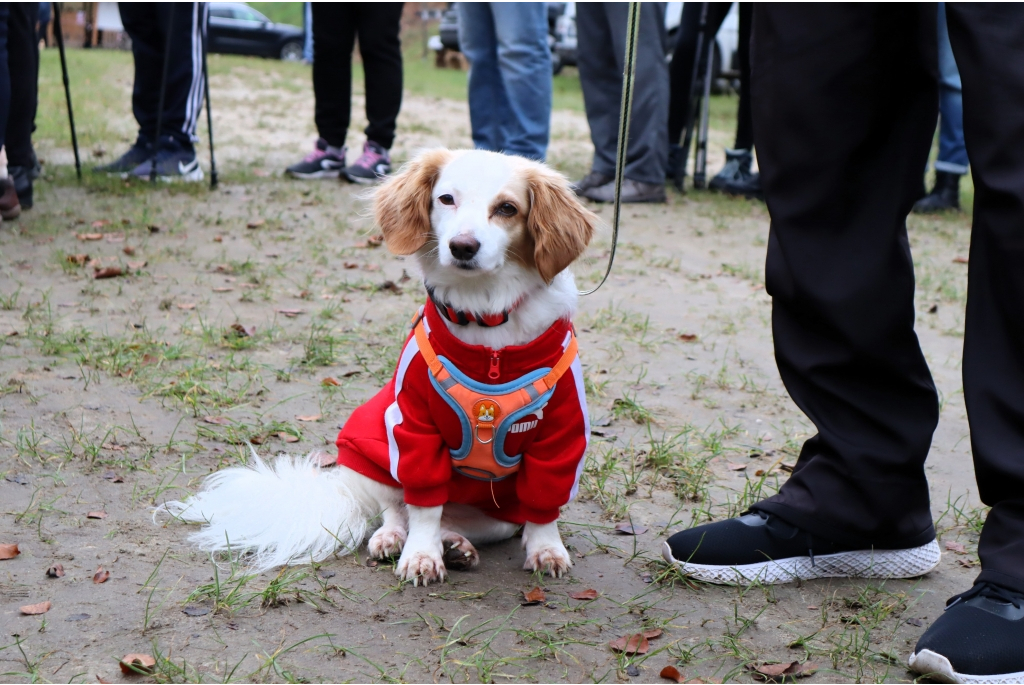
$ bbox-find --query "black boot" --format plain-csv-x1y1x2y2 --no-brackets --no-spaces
912,171,961,213
667,143,686,192
8,166,33,210
709,148,764,200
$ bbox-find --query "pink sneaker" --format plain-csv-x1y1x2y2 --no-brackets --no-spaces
285,138,346,179
343,141,391,184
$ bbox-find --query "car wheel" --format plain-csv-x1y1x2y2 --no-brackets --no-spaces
280,41,303,62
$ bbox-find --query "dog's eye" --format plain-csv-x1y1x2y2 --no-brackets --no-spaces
438,194,455,206
496,203,517,217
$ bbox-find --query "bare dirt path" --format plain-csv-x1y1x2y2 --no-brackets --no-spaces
2,53,978,683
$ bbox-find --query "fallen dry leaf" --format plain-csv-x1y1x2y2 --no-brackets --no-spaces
746,661,817,680
93,266,124,279
86,511,107,519
614,521,649,535
678,333,698,342
275,308,305,317
643,628,664,639
227,323,255,337
322,377,341,387
122,245,136,255
213,286,234,293
343,262,359,269
182,605,210,617
250,434,265,445
119,654,156,675
77,232,104,241
101,471,124,483
46,563,65,578
363,263,382,272
66,253,89,265
126,260,147,270
91,219,111,229
246,218,265,229
609,633,649,655
93,567,110,584
957,558,977,568
20,601,51,615
953,256,969,264
661,666,685,683
367,234,384,247
104,232,125,243
727,462,747,471
945,541,967,554
202,416,232,425
315,450,337,468
522,587,546,605
176,302,196,310
296,414,322,422
279,432,299,443
148,224,162,233
569,588,599,601
0,543,20,560
213,235,223,242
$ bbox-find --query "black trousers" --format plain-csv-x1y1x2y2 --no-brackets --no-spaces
6,2,38,168
750,3,1024,594
118,2,208,150
311,2,403,150
667,2,752,151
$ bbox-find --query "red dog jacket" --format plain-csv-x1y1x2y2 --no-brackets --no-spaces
336,300,590,524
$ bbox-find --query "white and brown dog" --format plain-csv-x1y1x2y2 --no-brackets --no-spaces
160,149,598,585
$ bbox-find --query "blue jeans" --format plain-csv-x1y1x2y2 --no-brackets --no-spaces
936,3,968,174
457,2,552,161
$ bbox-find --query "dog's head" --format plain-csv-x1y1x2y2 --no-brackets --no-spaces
374,149,597,284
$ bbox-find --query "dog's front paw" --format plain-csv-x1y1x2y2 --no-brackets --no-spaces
396,548,447,586
524,543,572,578
369,525,407,559
441,531,479,571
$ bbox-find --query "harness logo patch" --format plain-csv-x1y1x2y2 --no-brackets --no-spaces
473,399,500,424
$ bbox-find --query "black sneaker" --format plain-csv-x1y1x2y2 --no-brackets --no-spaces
285,138,346,179
129,140,203,182
909,582,1024,684
582,178,666,204
662,510,941,585
709,148,763,199
93,136,153,174
342,141,390,184
8,165,32,209
912,171,961,214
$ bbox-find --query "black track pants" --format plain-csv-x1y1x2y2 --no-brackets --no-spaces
311,2,403,150
118,2,208,149
6,1,38,168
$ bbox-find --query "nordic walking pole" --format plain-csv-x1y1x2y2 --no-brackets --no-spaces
52,3,82,180
679,2,709,179
693,34,715,189
151,4,175,183
200,9,218,189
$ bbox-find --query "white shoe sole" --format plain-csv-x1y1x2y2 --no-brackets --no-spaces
909,649,1024,684
661,539,941,585
286,169,341,180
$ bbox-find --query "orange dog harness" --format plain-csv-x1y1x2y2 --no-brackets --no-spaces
412,316,578,481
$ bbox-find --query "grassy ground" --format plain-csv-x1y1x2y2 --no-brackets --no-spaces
2,48,983,684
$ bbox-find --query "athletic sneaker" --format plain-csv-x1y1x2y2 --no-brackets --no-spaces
129,142,204,183
93,136,153,174
343,141,391,184
909,582,1024,684
285,138,346,179
662,510,941,585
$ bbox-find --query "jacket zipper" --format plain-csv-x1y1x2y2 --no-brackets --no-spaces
488,350,501,380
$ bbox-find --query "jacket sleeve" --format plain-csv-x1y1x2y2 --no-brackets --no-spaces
515,355,590,523
386,337,452,508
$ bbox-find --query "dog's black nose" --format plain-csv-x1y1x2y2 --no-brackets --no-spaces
449,235,481,261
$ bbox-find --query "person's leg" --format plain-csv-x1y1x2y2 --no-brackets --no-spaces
155,2,207,152
914,3,967,214
0,4,16,220
311,2,355,149
457,3,508,153
6,2,37,208
909,8,1024,680
578,3,669,187
342,2,403,183
664,5,942,584
490,2,551,161
355,2,402,150
118,3,161,144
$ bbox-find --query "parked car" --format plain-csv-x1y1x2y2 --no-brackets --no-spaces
208,2,304,61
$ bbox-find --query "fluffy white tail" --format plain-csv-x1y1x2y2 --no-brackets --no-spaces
157,450,381,573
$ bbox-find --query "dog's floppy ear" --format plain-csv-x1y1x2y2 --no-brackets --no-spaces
525,166,598,283
374,148,454,255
